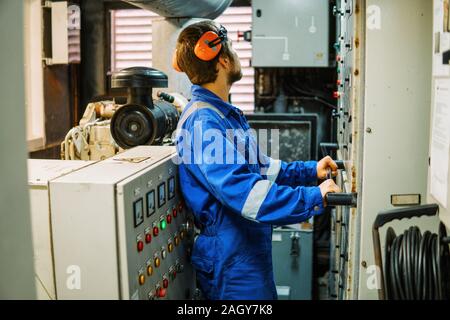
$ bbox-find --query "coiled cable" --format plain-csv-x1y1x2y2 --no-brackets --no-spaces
384,225,449,300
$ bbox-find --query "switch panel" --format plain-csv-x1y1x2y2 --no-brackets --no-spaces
49,146,196,299
251,0,330,67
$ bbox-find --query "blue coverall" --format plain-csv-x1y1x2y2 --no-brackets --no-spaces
176,85,325,300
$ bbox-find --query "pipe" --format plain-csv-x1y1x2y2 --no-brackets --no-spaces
125,0,233,19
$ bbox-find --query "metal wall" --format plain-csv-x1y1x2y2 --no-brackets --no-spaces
0,0,36,299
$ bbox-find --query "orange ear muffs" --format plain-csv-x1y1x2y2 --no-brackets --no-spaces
172,50,182,72
194,27,227,61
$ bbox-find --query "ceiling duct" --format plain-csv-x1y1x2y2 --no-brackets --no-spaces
125,0,233,19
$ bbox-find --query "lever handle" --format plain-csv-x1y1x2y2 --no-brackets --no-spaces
335,160,346,170
325,193,357,207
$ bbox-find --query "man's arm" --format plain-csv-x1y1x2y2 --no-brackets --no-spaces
260,155,318,187
178,111,327,225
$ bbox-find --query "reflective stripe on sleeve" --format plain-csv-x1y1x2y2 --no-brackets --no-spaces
241,180,274,221
265,159,281,183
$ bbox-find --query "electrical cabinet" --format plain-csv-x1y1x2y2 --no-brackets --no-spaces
30,146,196,300
251,0,330,67
28,159,95,299
330,0,436,300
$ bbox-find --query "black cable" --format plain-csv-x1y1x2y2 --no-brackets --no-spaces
384,226,450,300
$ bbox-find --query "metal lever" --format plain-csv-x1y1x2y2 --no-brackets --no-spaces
325,193,358,207
290,233,300,257
335,160,346,170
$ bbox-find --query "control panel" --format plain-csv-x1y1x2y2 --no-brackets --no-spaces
330,0,436,300
49,146,196,299
330,0,360,300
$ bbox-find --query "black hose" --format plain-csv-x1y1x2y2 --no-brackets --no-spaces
384,226,449,300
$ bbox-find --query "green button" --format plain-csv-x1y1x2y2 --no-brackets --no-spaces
160,219,167,230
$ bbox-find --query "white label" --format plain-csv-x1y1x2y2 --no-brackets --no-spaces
272,233,282,242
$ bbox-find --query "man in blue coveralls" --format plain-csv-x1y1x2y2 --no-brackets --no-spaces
173,20,341,300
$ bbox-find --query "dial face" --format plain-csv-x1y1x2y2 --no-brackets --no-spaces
168,176,175,200
147,190,155,217
158,182,166,208
133,198,144,227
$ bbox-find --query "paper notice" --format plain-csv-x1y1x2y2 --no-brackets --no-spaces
430,79,450,208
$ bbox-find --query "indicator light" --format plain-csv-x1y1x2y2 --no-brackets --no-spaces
333,91,341,99
137,240,144,252
163,278,169,289
157,287,166,298
161,249,167,259
147,265,153,276
154,257,161,268
145,233,152,244
180,230,185,240
160,219,167,230
138,274,145,285
168,243,174,253
166,214,172,224
153,226,159,237
174,236,180,246
172,208,178,218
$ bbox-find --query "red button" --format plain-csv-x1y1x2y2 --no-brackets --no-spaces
157,287,166,298
337,79,342,86
153,226,159,237
336,55,341,62
145,233,152,244
333,91,341,99
172,208,178,218
167,214,172,224
163,278,169,288
137,240,144,252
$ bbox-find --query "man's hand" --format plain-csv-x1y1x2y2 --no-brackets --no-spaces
317,156,338,180
319,179,341,206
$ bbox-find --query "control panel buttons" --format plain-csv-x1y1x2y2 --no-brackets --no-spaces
147,265,153,276
156,287,166,298
154,257,161,268
172,208,178,218
153,226,159,237
168,242,174,253
162,276,169,289
137,235,144,252
180,230,185,240
174,235,180,247
166,213,172,224
138,273,145,285
169,266,177,280
333,91,341,99
160,216,167,230
161,247,167,259
145,233,152,244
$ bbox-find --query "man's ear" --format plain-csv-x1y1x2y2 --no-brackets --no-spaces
218,56,230,70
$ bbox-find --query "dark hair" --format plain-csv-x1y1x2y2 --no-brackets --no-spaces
175,20,233,85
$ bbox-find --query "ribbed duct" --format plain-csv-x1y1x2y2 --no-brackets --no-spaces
125,0,233,19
